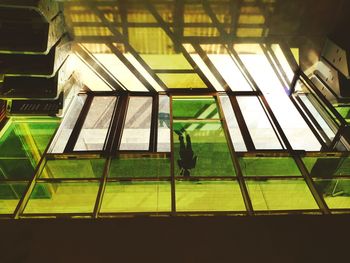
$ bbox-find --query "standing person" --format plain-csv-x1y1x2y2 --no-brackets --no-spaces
177,131,197,177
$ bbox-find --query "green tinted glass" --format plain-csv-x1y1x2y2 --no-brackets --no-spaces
175,180,245,212
109,157,170,178
39,159,106,179
173,121,234,177
24,182,99,214
172,97,219,119
246,179,319,211
239,157,301,177
0,182,27,214
303,157,350,177
314,178,350,209
100,181,171,213
157,73,206,89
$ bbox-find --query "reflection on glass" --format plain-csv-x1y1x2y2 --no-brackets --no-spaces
120,97,152,151
237,96,282,149
24,182,99,214
74,96,116,151
271,44,294,83
246,179,318,210
173,121,235,177
141,54,192,70
100,181,171,213
158,95,171,152
39,159,106,179
303,157,350,177
157,73,206,89
219,95,246,151
314,178,350,209
0,118,59,179
0,182,27,214
240,157,301,177
49,94,87,153
172,97,219,119
175,180,245,212
235,44,321,151
109,157,170,178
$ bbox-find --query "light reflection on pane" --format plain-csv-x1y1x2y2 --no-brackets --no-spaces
158,95,171,152
235,43,321,151
49,94,87,153
141,54,192,70
74,96,116,151
271,44,294,83
0,182,27,214
237,96,282,149
246,179,319,211
24,182,99,214
100,181,171,213
120,97,152,151
175,180,245,212
157,73,206,89
219,95,246,151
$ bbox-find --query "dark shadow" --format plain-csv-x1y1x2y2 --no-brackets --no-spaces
176,132,197,177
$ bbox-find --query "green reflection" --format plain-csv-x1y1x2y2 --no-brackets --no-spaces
240,157,301,177
24,182,99,214
314,178,350,209
246,179,319,211
172,97,219,119
175,180,245,212
0,182,27,214
101,181,171,213
335,106,350,123
303,157,350,177
39,159,106,179
109,157,170,178
173,121,235,177
0,118,59,180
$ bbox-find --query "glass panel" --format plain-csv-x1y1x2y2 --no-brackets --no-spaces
172,97,219,119
240,157,301,177
237,96,282,149
109,157,170,178
303,157,350,177
24,182,99,214
0,118,59,180
141,54,192,70
49,94,87,153
335,105,350,123
74,96,116,151
120,97,152,151
271,44,294,83
219,95,246,151
0,182,27,214
100,181,171,213
314,178,350,209
39,159,106,179
235,43,321,151
157,73,206,89
158,95,171,152
175,180,245,212
246,179,318,210
173,121,235,177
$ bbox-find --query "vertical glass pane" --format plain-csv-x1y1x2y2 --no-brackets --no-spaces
246,179,318,211
158,95,171,152
173,121,235,177
39,159,106,179
100,181,171,213
74,96,117,151
172,97,219,119
24,182,99,214
0,182,27,214
239,157,301,177
219,95,246,151
237,96,282,149
175,180,245,212
120,97,152,151
314,178,350,209
109,157,170,178
49,94,87,153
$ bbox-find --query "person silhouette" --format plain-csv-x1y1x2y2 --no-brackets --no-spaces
177,131,197,177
